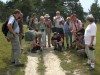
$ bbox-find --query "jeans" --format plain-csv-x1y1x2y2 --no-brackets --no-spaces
65,32,72,46
41,31,46,47
46,27,51,46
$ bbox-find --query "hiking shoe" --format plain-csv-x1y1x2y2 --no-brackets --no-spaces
48,45,51,47
54,48,57,50
15,64,25,67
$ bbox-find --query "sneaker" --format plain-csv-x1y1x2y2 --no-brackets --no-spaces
11,61,15,64
87,59,91,65
48,45,51,47
31,51,37,53
54,47,57,50
15,64,25,67
90,63,95,70
31,47,37,53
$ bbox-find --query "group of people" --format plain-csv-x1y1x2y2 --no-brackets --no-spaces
6,9,97,70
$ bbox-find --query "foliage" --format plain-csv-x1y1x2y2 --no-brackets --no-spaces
90,1,100,23
0,0,90,22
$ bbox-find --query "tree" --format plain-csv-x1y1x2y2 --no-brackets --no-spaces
64,0,84,21
0,1,7,21
90,0,100,22
0,0,84,22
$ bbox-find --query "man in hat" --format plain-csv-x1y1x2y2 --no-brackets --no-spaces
7,9,24,67
44,14,52,47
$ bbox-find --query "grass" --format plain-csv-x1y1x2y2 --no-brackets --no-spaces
0,22,100,75
55,23,100,75
0,23,28,75
37,52,46,75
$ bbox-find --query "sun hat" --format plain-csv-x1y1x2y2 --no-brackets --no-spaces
44,14,50,18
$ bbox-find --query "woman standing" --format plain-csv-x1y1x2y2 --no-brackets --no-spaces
84,14,97,70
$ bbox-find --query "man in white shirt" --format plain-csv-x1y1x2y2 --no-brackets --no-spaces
7,9,24,67
84,14,97,70
53,11,64,33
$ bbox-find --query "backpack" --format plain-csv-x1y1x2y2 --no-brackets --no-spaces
2,15,15,37
2,20,9,36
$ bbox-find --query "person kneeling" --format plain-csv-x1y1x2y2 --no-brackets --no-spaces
51,32,63,51
31,32,42,53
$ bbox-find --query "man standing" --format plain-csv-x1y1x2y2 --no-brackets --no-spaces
53,11,64,33
44,14,52,47
29,13,38,31
64,17,72,49
70,14,83,41
7,9,24,67
18,13,24,50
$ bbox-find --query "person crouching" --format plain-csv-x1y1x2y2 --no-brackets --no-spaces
51,32,63,51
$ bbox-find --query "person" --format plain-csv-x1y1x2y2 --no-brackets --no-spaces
84,14,97,70
37,16,46,48
7,9,24,67
58,20,65,48
30,30,42,53
29,13,38,31
18,13,24,50
51,32,63,51
26,15,30,27
76,33,87,58
71,32,87,58
64,17,72,49
70,14,83,41
53,11,64,33
44,14,52,47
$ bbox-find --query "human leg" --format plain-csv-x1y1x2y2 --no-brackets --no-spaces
11,35,21,65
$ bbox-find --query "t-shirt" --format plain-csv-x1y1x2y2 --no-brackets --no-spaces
8,15,20,33
51,35,61,42
72,19,82,32
84,22,97,45
54,16,64,28
38,23,46,32
29,18,38,30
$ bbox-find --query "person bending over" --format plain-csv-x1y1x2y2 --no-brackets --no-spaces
51,32,63,51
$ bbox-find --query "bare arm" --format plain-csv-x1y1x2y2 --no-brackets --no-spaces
89,36,95,47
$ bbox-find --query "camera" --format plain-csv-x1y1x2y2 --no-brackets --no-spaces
89,46,95,51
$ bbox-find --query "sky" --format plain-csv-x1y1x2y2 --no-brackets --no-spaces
80,0,100,12
0,0,100,12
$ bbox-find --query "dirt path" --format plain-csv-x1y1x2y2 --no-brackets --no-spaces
43,48,66,75
25,53,39,75
25,36,66,75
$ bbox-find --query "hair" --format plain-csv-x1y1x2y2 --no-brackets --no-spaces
13,9,21,14
70,14,77,20
86,16,94,22
32,13,36,17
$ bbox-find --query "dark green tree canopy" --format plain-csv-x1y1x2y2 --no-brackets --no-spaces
0,0,88,22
